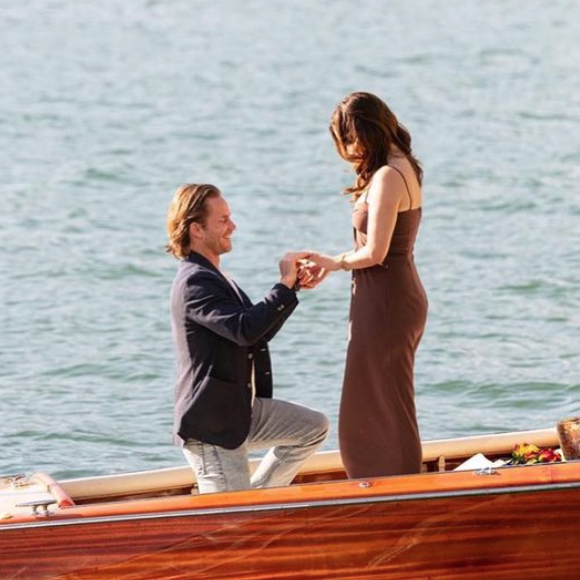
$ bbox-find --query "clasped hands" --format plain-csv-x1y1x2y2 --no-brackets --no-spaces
278,251,342,290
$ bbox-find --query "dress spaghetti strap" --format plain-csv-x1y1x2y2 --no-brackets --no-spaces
387,165,414,209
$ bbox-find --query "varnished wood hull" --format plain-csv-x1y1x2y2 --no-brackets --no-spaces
2,464,580,579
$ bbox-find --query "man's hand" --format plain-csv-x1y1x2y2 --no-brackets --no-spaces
279,252,311,289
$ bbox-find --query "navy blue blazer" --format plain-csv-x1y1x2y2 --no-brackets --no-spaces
171,252,298,449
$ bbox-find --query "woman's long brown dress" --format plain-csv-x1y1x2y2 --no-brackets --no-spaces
339,167,428,478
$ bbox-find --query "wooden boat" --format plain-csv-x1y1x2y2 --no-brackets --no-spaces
2,426,579,580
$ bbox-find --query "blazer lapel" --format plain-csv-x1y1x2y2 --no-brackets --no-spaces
228,278,252,307
185,253,248,306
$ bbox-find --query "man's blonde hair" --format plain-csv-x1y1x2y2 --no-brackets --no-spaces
165,184,221,259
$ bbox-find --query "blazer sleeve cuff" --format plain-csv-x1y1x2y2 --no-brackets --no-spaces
272,283,299,306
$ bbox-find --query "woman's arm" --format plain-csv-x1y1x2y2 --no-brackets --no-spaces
308,166,407,272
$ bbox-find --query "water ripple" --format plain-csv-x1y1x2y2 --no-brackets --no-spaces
1,0,580,478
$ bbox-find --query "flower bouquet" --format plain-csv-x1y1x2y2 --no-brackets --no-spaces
507,443,562,465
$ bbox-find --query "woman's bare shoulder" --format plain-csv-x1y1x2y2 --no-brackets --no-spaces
368,165,407,201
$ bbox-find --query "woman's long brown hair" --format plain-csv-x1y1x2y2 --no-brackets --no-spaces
330,92,423,200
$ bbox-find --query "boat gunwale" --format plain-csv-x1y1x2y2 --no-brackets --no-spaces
56,427,560,502
2,478,580,532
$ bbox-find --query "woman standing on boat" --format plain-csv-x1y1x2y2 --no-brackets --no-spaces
305,92,428,478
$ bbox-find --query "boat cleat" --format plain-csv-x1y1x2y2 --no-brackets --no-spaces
0,474,28,489
476,466,500,476
15,498,57,517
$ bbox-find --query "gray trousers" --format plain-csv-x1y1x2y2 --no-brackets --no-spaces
183,397,329,494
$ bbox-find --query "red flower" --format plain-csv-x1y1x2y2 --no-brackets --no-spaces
537,449,560,463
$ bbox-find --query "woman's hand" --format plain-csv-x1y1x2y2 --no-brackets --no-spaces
297,260,329,289
305,251,341,272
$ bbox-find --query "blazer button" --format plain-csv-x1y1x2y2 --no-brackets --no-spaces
248,353,254,360
247,382,252,389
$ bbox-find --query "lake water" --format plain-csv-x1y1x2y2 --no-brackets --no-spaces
1,0,579,479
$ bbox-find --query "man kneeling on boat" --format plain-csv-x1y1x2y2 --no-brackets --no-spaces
166,184,329,494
